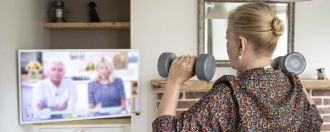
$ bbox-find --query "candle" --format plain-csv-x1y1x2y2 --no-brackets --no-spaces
56,8,63,18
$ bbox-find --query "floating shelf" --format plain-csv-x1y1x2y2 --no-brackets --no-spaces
43,22,130,29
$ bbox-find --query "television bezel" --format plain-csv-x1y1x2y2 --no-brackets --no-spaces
18,49,140,124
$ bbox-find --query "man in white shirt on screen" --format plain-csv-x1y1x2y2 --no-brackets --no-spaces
32,60,77,119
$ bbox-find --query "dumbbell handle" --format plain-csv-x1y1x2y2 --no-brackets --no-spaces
169,57,197,72
158,53,197,76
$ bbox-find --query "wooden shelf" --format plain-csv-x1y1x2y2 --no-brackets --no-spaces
152,80,213,91
300,79,330,89
43,22,130,29
152,79,330,91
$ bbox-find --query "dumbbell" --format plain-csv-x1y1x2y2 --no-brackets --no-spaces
271,52,306,75
157,52,216,81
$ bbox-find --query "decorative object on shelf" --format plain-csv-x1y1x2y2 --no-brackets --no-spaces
114,53,126,69
86,61,95,71
89,1,100,22
317,68,328,80
79,51,85,60
47,1,70,23
70,51,79,60
25,61,42,82
133,86,138,94
71,76,90,81
128,53,138,63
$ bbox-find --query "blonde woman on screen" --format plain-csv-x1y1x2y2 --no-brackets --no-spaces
88,56,126,112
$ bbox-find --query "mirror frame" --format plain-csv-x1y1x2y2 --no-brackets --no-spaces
198,0,295,67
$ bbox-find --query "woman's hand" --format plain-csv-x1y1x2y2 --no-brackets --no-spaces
51,102,67,111
95,102,102,108
37,101,46,110
167,55,197,85
121,99,126,110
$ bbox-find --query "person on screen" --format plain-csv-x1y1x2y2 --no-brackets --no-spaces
32,60,77,115
88,56,126,111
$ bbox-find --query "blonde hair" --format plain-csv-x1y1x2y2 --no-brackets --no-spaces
228,3,285,57
95,56,116,82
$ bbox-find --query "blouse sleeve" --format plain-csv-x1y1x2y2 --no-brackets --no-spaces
293,74,323,131
117,78,126,100
152,83,237,132
88,82,95,104
303,104,323,131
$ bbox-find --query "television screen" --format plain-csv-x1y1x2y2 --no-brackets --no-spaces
18,49,139,124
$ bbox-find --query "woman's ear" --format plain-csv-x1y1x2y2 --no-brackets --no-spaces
237,36,247,56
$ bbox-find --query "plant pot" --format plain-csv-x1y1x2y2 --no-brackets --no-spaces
28,70,39,83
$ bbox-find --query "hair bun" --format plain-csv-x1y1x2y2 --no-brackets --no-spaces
272,17,285,36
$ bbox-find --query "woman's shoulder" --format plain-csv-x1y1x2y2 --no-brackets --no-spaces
213,75,238,87
209,75,243,97
88,80,99,87
212,80,233,91
113,77,123,83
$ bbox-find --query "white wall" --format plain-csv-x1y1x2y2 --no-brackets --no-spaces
131,0,235,131
295,0,330,79
0,0,49,131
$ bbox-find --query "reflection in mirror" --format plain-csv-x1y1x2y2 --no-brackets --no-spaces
204,2,289,62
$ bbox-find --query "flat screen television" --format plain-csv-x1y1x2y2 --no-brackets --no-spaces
18,49,139,124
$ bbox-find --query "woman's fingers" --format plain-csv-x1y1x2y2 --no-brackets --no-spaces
179,55,185,63
167,54,196,85
173,56,179,61
184,55,193,72
184,55,191,63
189,55,197,69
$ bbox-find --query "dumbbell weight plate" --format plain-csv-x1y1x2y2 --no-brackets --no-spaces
195,54,216,81
157,52,176,78
281,52,306,75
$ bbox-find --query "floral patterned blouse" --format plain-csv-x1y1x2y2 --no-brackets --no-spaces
152,67,323,131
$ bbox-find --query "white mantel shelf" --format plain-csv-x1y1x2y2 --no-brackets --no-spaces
152,79,330,91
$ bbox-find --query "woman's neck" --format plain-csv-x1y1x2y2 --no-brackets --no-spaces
237,56,271,75
99,78,110,84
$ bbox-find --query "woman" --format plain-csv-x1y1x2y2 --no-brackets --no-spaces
88,56,126,112
153,3,323,131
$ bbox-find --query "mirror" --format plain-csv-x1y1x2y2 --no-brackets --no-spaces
198,0,295,67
